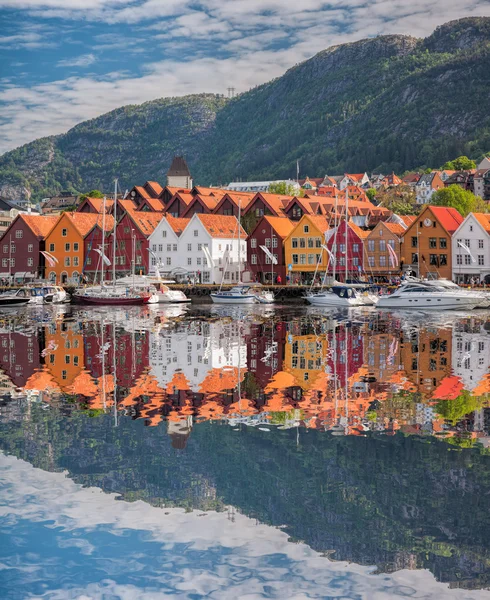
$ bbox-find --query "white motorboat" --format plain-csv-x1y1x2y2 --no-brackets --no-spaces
0,289,31,307
377,279,483,310
430,278,490,308
306,286,366,307
253,289,275,304
211,285,257,304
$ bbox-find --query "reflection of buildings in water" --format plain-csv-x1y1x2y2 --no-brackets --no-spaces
399,326,452,397
149,321,247,393
167,415,193,449
0,329,39,388
452,321,490,392
246,321,286,392
44,319,84,392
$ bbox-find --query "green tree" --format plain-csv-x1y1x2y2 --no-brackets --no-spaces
376,185,419,215
431,185,488,217
366,188,376,201
435,391,484,425
79,189,104,201
442,156,476,171
268,181,300,196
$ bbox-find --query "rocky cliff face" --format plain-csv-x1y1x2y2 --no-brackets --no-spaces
0,17,489,201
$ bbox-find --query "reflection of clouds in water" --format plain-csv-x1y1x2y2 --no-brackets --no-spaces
0,453,487,600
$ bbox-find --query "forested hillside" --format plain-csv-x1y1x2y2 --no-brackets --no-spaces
1,17,490,202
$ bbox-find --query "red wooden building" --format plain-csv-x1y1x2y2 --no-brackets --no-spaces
326,220,369,281
247,216,295,283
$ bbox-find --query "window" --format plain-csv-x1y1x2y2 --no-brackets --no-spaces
64,257,70,267
439,238,447,249
13,229,24,240
152,243,157,251
465,239,470,248
308,254,315,265
292,254,298,264
255,208,264,217
456,254,462,265
162,230,167,238
379,240,386,252
478,255,485,266
65,355,71,365
167,243,172,252
272,237,278,248
412,253,418,263
173,244,177,251
339,257,345,266
187,243,192,252
10,258,14,267
292,238,298,248
429,254,438,266
2,258,6,267
251,254,257,264
151,257,156,266
429,237,437,249
73,257,79,266
65,243,70,252
470,225,473,232
439,254,447,266
388,239,395,250
299,254,306,264
74,243,79,252
203,271,210,283
86,258,91,265
479,239,484,249
299,238,306,248
379,255,386,267
62,228,67,237
352,243,359,253
158,244,163,252
352,257,359,266
340,244,346,253
265,238,271,248
2,245,7,253
197,258,201,266
27,258,34,267
166,257,171,266
368,240,375,252
464,254,471,265
28,244,33,253
304,225,309,233
368,256,375,267
187,257,192,265
193,229,198,237
307,238,314,248
411,236,418,247
315,237,321,248
136,255,142,265
250,238,257,249
10,244,15,253
136,241,142,250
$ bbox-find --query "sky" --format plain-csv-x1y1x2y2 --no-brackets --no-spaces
0,0,490,155
2,452,488,599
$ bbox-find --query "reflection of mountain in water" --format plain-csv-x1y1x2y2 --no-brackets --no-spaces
1,405,490,590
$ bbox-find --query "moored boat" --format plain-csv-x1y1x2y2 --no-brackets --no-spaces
211,285,257,304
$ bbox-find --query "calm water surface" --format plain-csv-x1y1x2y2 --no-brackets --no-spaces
1,303,490,599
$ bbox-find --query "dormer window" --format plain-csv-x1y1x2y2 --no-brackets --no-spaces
304,225,309,233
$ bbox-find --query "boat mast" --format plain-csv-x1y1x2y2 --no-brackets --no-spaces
332,190,338,284
112,179,117,287
345,186,349,284
237,200,241,284
101,197,106,285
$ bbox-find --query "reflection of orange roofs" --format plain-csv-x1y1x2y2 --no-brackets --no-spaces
264,370,296,392
264,393,296,412
68,369,99,397
227,398,258,416
24,367,59,392
199,367,246,394
196,399,226,421
473,373,490,396
121,371,165,406
166,372,190,394
432,375,464,400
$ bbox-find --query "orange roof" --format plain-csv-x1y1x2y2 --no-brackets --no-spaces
191,186,226,197
348,222,369,239
162,186,191,197
400,215,416,227
262,216,295,239
472,213,490,233
166,215,190,236
118,198,138,212
184,195,220,213
346,173,365,181
59,212,115,238
19,214,59,238
145,181,164,196
215,192,255,213
196,214,247,239
169,192,194,206
255,192,293,215
134,186,151,199
429,206,464,234
383,222,405,236
126,210,164,236
142,198,165,212
306,215,330,233
83,197,115,213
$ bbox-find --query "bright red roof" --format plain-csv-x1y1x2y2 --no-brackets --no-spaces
429,206,464,234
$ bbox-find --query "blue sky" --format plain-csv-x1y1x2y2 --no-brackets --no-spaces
1,0,489,155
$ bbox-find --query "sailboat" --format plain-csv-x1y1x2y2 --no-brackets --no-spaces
73,181,151,305
211,203,256,304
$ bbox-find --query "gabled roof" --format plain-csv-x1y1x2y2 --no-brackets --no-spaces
139,198,165,212
259,216,295,239
124,210,164,237
52,212,114,238
348,222,369,239
118,198,138,212
345,173,366,181
402,172,421,184
383,222,406,237
190,186,225,197
18,214,60,238
167,156,191,177
167,192,194,207
144,181,164,197
213,192,255,213
471,213,490,234
80,197,115,213
307,215,330,233
133,185,151,199
166,215,190,236
251,192,292,216
159,186,191,199
195,214,247,239
182,195,220,216
400,215,416,227
428,206,463,234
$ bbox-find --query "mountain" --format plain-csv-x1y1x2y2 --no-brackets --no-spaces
1,17,490,202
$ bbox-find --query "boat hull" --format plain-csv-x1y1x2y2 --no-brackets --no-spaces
0,298,30,307
377,296,481,310
73,295,148,306
306,294,363,307
210,293,256,304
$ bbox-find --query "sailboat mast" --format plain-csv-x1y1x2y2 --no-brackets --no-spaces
112,179,117,286
345,187,349,283
237,200,241,284
332,191,338,283
101,197,106,284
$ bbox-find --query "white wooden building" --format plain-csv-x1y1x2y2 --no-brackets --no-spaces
452,213,490,283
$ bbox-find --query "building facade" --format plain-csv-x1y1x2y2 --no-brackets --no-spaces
452,213,490,283
284,215,329,284
247,216,295,283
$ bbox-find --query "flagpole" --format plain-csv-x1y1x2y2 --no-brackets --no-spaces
101,196,106,285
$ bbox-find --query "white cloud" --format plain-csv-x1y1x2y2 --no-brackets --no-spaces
1,453,488,600
57,53,97,67
1,0,490,153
